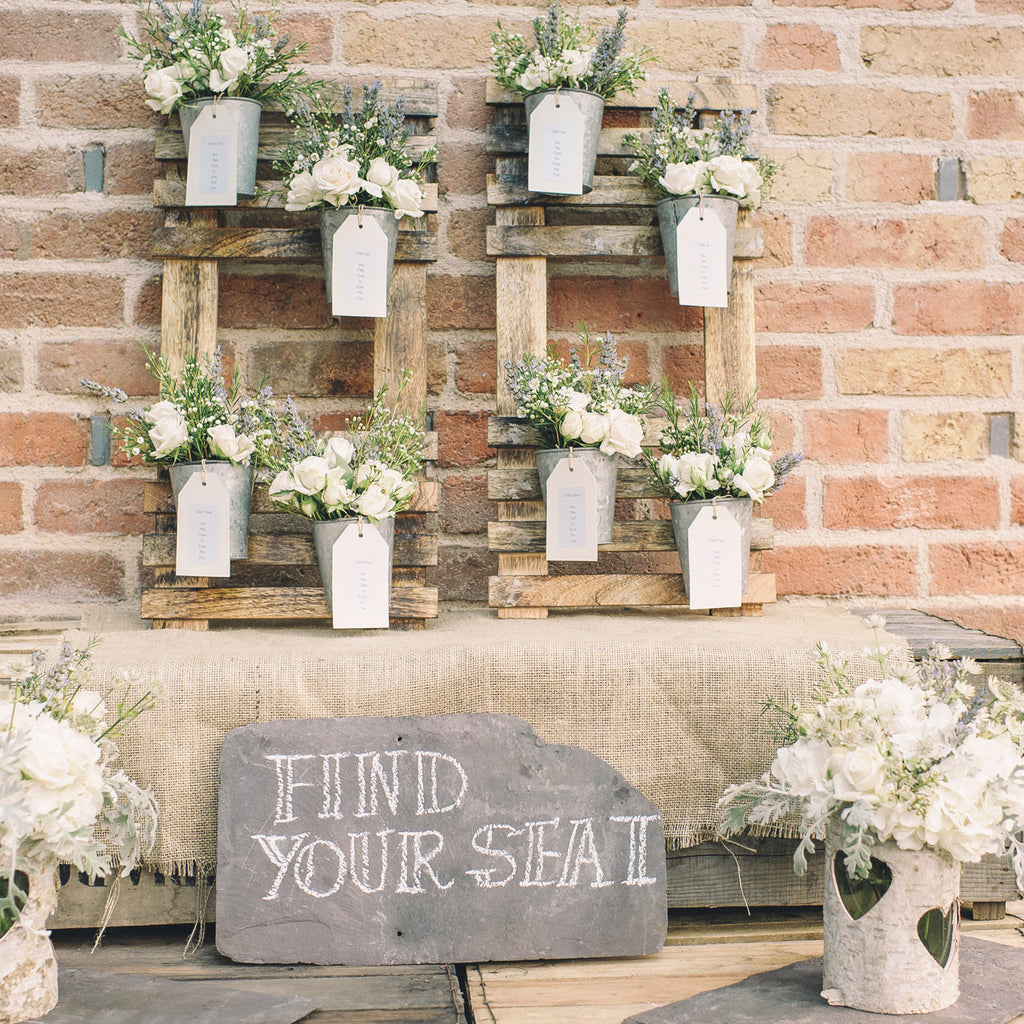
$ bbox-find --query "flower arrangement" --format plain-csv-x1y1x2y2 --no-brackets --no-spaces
624,89,778,208
267,375,424,522
274,82,434,218
490,2,655,101
645,383,800,503
121,0,323,115
83,347,278,468
504,325,656,458
718,618,1024,888
1,641,159,937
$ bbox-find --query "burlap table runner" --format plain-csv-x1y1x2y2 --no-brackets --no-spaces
66,605,907,875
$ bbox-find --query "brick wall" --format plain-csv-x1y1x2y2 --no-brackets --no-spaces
1,0,1022,642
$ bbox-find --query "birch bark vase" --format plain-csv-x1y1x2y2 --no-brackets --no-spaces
822,825,960,1014
0,868,59,1024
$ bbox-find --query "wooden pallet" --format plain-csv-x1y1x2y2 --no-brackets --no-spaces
485,80,773,618
145,81,439,629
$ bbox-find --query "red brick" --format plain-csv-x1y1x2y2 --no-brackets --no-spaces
1012,476,1024,525
0,146,82,195
0,550,125,601
824,476,998,530
435,411,494,468
0,482,21,534
449,208,492,262
894,282,1024,336
251,338,373,397
0,414,88,467
757,345,822,399
278,13,334,63
968,91,1024,141
760,211,794,268
103,140,161,197
806,215,983,270
220,273,334,330
1000,219,1024,263
761,474,806,530
547,334,650,387
447,76,490,130
550,276,702,333
0,74,19,128
930,542,1024,596
845,153,935,203
663,343,705,392
441,473,491,534
428,275,496,331
455,337,498,395
767,409,797,453
30,209,161,260
132,276,163,328
756,23,841,71
763,544,917,596
3,273,124,328
803,409,889,464
0,10,122,62
437,141,491,197
756,282,875,333
0,214,19,257
427,542,495,602
776,0,949,7
38,341,152,397
34,480,150,535
36,74,155,131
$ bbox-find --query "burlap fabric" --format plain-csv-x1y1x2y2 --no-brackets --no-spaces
66,605,908,875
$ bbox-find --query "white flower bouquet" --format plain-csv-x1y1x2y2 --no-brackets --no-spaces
82,347,278,468
491,1,655,101
274,82,434,219
719,619,1024,887
0,641,158,937
645,383,800,503
503,326,657,458
624,89,779,208
121,0,323,115
267,376,424,523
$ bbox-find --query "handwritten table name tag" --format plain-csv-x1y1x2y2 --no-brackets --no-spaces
676,205,729,309
545,454,599,562
175,471,231,578
686,503,743,610
185,103,238,207
331,214,390,318
528,93,585,196
331,521,391,629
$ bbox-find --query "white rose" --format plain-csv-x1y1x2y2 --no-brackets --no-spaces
208,45,249,93
599,408,644,459
732,455,774,501
560,410,585,440
269,469,297,505
555,390,590,414
771,738,831,798
676,452,719,495
388,177,425,219
657,453,679,480
561,47,592,79
376,467,407,497
20,708,102,793
366,157,399,199
324,436,355,468
144,400,188,459
207,424,256,464
284,170,321,211
578,411,609,446
708,155,747,198
829,747,888,804
356,483,396,521
355,459,384,487
291,456,330,495
659,161,707,196
143,64,184,114
321,468,355,510
739,162,764,208
311,152,362,206
518,60,547,93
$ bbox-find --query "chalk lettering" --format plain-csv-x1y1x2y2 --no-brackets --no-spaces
396,830,454,893
520,818,562,887
355,750,406,817
610,814,660,886
558,817,613,889
416,750,468,815
253,832,308,900
267,755,316,824
349,829,392,893
465,824,522,889
293,838,346,898
320,752,353,820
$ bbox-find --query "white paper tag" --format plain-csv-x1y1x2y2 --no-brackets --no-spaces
331,522,391,629
686,504,743,610
331,214,390,318
174,471,231,578
676,206,729,308
185,104,238,206
527,93,585,195
545,454,599,561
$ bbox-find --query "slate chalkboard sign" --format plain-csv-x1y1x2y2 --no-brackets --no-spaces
216,713,667,965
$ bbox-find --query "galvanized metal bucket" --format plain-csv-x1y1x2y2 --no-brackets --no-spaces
670,496,752,597
524,88,605,195
179,96,262,198
656,195,739,297
311,516,395,612
535,447,617,545
168,459,254,560
318,205,399,311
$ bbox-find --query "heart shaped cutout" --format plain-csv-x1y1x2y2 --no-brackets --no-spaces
918,904,957,967
833,852,893,920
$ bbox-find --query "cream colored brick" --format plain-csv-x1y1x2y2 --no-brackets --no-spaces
837,348,1012,397
341,14,496,69
630,21,742,72
966,157,1024,203
862,26,1024,77
766,149,832,203
902,412,988,461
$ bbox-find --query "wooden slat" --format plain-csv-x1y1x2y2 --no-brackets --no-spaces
154,179,439,212
375,262,427,413
484,78,759,112
140,585,438,620
488,572,775,609
487,223,762,260
487,173,659,208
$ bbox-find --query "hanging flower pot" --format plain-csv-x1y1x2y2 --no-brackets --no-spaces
523,88,604,196
168,459,254,560
0,867,59,1024
311,516,395,613
179,96,262,200
823,825,960,1014
656,195,739,300
535,447,617,545
669,495,752,598
319,206,400,318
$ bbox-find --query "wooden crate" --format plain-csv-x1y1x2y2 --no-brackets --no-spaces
144,81,439,629
485,80,773,618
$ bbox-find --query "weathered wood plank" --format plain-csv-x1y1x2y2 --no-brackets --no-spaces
375,262,427,413
154,180,439,212
160,209,219,368
487,223,762,260
485,78,759,112
488,572,775,609
140,585,438,620
487,173,659,208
